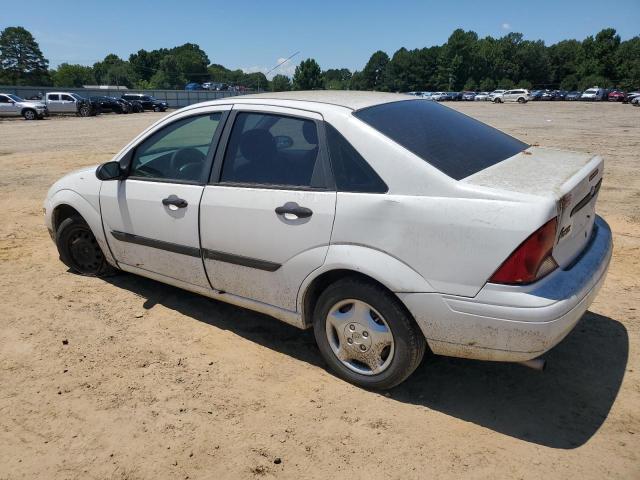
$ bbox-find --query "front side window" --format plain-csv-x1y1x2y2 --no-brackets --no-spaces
220,112,323,188
354,100,528,180
61,94,74,101
129,113,223,182
0,95,9,103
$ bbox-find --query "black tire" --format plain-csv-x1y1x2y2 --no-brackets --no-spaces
55,216,115,277
133,104,143,113
22,109,37,120
78,104,91,117
313,277,426,390
517,97,526,104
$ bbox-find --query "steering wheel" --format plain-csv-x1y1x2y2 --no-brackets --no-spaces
169,147,206,179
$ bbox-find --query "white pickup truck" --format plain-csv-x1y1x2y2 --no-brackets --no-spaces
0,93,48,120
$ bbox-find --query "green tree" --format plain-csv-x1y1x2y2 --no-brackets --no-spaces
270,74,291,91
52,63,95,87
149,55,185,89
361,50,389,90
322,68,351,89
615,36,640,90
0,26,50,85
292,58,322,90
93,54,138,87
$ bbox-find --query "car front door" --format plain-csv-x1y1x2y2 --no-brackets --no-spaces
59,94,76,113
100,106,230,288
199,106,336,311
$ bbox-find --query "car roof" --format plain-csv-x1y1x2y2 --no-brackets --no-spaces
226,90,414,111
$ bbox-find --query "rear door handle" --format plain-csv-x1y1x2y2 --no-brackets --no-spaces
162,195,188,209
275,202,313,219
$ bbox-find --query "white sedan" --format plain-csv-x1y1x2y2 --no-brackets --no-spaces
44,91,612,389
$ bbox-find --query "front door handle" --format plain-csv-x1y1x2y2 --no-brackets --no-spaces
162,195,188,209
275,202,313,219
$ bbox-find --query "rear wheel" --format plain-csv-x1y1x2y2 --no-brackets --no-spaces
55,216,115,276
313,278,426,390
517,97,526,104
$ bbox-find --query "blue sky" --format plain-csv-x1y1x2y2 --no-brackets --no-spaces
2,0,638,78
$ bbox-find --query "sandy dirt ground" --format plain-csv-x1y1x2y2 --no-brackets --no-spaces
0,102,638,479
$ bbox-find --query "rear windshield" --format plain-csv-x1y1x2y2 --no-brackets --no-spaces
353,100,528,180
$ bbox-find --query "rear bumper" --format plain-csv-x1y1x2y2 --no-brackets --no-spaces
399,216,612,362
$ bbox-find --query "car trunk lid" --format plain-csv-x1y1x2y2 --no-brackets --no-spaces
463,146,603,268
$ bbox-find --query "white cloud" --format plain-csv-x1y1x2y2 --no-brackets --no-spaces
501,22,511,31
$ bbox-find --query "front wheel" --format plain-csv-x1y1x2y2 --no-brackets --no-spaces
22,109,37,120
313,278,426,390
78,104,91,117
55,216,115,276
517,97,526,104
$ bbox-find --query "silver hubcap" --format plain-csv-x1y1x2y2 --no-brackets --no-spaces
325,299,394,376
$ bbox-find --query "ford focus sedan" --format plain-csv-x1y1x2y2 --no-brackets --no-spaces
44,91,612,389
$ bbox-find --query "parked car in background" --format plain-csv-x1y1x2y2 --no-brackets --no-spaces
121,93,168,112
489,89,507,102
607,90,626,102
462,91,476,101
0,93,48,120
566,91,582,101
529,90,544,101
623,91,640,103
44,91,612,390
43,92,100,116
185,83,203,91
430,92,448,101
581,87,606,101
541,90,556,101
554,90,568,100
502,89,530,103
632,96,640,106
474,91,491,101
90,96,131,114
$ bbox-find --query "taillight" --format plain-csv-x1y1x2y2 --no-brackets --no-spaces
489,218,558,285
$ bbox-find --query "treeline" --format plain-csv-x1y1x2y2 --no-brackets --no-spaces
1,26,638,92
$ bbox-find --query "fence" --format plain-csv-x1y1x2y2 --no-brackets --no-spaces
0,86,257,108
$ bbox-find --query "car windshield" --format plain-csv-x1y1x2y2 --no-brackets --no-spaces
585,89,596,94
7,94,24,102
353,100,529,180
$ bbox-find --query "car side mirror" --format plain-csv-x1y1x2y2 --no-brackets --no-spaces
96,161,125,181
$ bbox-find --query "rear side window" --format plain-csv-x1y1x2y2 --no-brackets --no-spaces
354,100,528,180
220,112,324,188
325,123,387,193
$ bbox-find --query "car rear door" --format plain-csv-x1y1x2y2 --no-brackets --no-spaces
199,105,336,311
46,93,62,113
100,106,230,288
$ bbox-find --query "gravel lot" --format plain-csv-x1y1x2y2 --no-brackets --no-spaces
1,102,638,479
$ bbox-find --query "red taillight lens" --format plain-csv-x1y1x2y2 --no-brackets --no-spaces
489,218,558,285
